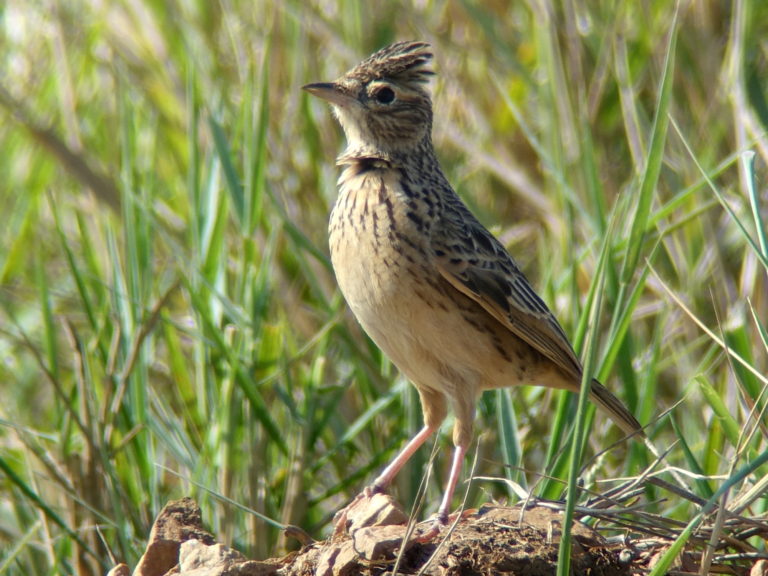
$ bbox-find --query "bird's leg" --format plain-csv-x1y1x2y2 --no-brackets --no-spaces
417,441,468,541
332,424,438,534
334,388,447,535
371,385,447,493
369,424,436,493
437,442,468,523
418,393,475,540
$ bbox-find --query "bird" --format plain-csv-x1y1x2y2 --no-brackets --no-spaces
303,40,643,536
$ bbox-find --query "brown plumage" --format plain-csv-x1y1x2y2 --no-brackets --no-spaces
304,41,643,534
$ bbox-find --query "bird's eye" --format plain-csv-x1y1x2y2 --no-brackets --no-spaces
373,87,396,104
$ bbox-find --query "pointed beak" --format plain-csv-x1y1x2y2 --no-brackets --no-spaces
302,82,355,107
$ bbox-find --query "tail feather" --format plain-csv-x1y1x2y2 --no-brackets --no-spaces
589,379,645,438
590,380,692,489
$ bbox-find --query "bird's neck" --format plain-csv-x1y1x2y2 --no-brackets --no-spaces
337,137,453,218
337,146,393,167
337,136,438,170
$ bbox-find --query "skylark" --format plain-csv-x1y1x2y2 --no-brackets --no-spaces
304,40,643,534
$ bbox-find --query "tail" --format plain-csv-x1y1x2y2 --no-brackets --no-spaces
589,379,645,438
589,380,695,492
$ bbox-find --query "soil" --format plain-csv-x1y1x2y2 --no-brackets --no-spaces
110,495,661,576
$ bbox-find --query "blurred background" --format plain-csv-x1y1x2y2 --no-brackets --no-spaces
1,1,767,574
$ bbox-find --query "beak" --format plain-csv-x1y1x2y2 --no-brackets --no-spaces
302,82,355,107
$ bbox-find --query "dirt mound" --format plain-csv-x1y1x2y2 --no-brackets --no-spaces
110,496,650,576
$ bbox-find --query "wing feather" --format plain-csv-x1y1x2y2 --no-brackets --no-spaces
431,195,643,436
432,197,583,381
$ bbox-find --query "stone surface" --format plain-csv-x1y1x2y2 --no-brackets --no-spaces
116,496,692,576
106,564,130,576
132,497,215,576
332,491,409,539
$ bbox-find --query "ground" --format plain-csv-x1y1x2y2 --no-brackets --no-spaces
109,495,729,576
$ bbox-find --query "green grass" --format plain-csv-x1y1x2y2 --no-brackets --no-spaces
1,1,767,574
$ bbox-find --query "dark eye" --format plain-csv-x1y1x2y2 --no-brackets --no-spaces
373,87,396,104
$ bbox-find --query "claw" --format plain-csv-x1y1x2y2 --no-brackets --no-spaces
416,508,475,542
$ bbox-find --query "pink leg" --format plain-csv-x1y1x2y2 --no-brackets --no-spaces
333,424,438,535
334,389,448,536
417,442,468,540
371,424,437,491
436,443,468,522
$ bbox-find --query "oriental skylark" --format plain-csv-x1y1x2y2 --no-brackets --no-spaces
304,41,643,533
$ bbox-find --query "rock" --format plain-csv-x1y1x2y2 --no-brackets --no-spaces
122,497,646,576
116,497,282,576
132,497,214,576
352,524,411,561
336,492,408,535
176,539,280,575
315,540,359,576
751,559,768,576
106,564,130,576
179,539,245,572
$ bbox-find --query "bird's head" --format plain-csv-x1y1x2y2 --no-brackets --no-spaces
303,41,435,161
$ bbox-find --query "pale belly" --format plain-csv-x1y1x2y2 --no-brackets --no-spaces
327,171,558,398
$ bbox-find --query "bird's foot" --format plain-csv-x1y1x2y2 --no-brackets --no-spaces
332,491,369,537
415,515,445,542
416,508,475,542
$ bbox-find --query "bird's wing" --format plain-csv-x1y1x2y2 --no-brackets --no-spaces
432,196,583,382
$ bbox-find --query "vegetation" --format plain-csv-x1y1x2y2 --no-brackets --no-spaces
0,1,766,574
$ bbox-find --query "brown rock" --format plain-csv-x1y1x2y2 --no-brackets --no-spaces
751,559,768,576
351,524,411,561
106,564,131,576
315,540,359,576
171,538,281,576
178,539,245,572
132,497,214,576
339,492,408,535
